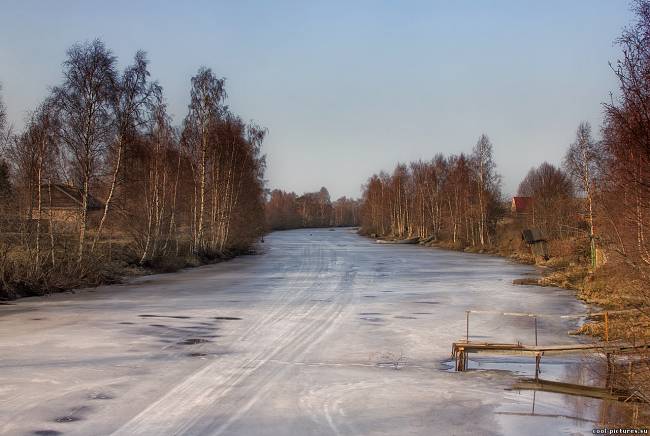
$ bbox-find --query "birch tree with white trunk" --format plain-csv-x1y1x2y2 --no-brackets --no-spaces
54,39,117,263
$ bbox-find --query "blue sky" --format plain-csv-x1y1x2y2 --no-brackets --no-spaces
0,1,634,198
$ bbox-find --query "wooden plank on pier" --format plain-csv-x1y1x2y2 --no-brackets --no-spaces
466,307,650,319
452,340,648,357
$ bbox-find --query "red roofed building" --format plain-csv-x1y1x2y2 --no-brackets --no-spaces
511,196,533,214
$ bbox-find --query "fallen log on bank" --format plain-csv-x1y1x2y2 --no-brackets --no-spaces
375,237,420,245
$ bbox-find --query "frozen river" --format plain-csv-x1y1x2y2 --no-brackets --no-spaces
0,228,605,435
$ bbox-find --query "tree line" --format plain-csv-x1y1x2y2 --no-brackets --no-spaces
357,118,602,255
0,40,266,297
265,187,360,230
360,134,501,247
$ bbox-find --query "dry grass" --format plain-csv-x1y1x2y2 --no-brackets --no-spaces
0,234,241,300
0,246,122,299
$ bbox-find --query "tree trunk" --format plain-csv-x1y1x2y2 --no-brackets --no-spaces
78,174,89,264
92,138,123,253
35,154,43,271
48,182,55,267
197,129,207,251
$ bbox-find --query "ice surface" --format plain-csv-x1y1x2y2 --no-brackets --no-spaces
0,228,608,435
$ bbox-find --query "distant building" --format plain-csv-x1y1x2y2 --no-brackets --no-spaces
511,196,533,214
32,184,103,223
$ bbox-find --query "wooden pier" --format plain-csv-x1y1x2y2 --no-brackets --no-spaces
449,308,650,413
451,340,648,374
452,307,650,374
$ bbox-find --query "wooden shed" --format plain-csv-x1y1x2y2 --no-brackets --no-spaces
32,184,103,224
522,228,549,260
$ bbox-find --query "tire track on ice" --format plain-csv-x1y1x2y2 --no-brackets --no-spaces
112,242,351,435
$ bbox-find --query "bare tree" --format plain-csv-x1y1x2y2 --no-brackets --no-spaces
603,0,650,269
472,134,499,246
518,162,575,239
54,39,117,263
564,122,601,267
21,100,60,268
92,51,157,252
139,89,175,263
183,67,226,253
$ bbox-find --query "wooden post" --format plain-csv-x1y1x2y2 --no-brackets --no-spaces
628,361,633,384
600,399,609,426
531,390,536,414
604,311,609,342
534,316,538,346
456,347,465,372
606,352,612,390
465,310,470,343
535,352,541,381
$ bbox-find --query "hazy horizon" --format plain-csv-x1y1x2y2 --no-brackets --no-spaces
0,1,634,199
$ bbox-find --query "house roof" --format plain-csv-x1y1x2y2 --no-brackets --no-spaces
40,184,103,210
512,196,533,213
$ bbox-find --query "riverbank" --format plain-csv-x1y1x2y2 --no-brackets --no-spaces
0,243,257,301
371,233,646,339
